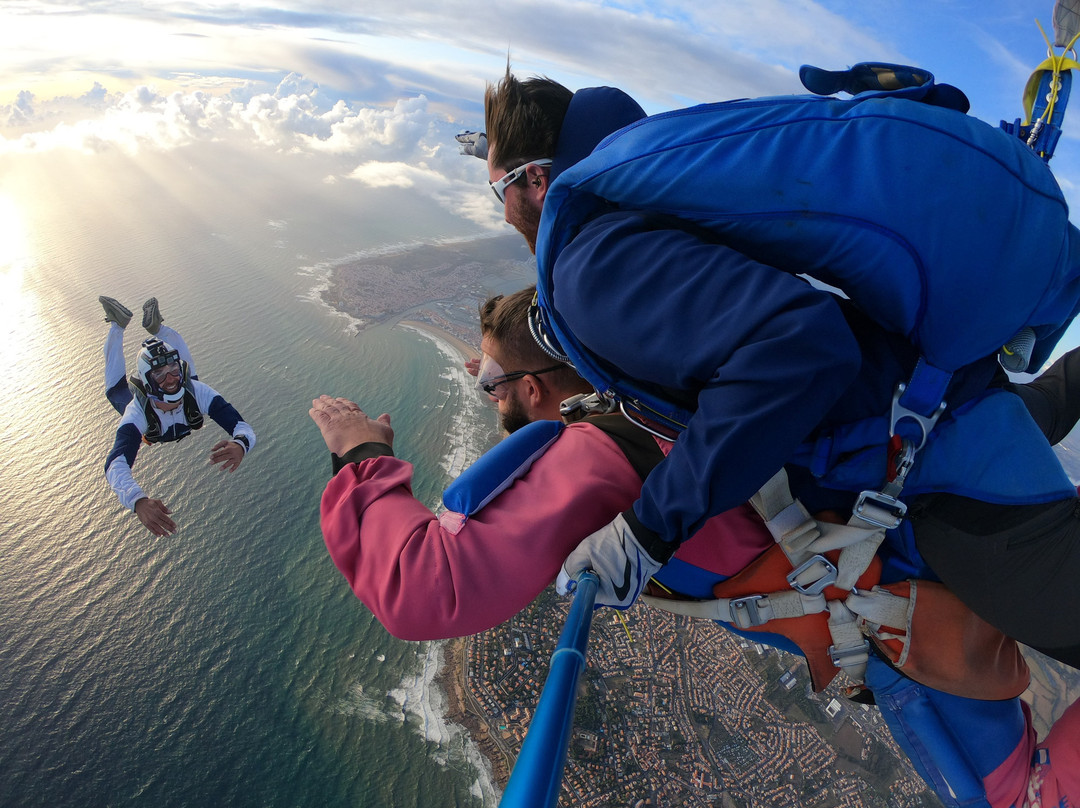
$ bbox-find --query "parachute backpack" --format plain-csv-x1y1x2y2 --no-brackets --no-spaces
533,61,1080,524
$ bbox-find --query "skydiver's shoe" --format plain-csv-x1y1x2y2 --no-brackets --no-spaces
142,297,163,335
99,296,132,328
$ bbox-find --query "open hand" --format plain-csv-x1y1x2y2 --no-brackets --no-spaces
309,395,393,456
134,497,177,537
210,440,245,472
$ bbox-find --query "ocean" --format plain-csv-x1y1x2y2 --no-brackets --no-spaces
0,150,511,808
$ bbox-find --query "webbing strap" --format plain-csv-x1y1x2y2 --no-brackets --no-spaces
826,601,869,681
896,359,952,420
750,469,884,592
641,589,828,629
847,586,913,629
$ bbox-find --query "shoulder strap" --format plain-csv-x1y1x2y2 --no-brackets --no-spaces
585,413,666,482
128,374,163,442
180,368,203,431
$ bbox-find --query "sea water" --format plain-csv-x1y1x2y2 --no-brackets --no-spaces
0,153,505,807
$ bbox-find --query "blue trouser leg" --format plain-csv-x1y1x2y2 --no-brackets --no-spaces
865,655,1026,808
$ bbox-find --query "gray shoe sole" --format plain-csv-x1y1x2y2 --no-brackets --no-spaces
99,296,132,328
142,297,163,334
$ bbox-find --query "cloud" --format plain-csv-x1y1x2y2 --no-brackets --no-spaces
0,74,445,157
1,1,1063,223
5,90,35,126
347,160,446,189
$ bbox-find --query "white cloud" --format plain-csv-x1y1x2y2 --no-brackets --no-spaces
0,0,1061,224
347,160,446,189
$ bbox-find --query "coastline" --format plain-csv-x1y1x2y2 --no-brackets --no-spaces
434,637,511,788
395,317,509,794
397,318,481,361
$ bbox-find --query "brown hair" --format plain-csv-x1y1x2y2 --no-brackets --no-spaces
479,286,590,396
484,66,573,170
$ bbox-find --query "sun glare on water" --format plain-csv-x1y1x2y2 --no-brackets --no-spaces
0,193,29,271
0,193,31,362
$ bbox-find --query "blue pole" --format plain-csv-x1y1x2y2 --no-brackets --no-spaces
499,571,599,808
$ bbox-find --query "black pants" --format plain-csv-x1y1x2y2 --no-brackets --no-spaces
912,494,1080,667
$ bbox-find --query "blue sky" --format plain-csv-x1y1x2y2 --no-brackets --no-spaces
0,1,1074,234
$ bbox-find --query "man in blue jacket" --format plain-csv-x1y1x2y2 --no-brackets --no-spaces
479,67,1080,668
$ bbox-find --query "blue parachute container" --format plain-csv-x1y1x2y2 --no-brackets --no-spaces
537,85,1080,383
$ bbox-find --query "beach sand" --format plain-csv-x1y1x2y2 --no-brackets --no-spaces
398,319,481,361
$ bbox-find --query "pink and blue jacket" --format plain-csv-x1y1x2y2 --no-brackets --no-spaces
319,417,1079,807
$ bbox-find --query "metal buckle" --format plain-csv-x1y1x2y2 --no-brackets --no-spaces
853,490,908,530
559,392,616,418
786,555,838,596
890,382,946,451
729,595,767,629
828,640,870,668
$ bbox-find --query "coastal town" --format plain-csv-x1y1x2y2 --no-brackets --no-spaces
444,590,940,807
320,233,535,348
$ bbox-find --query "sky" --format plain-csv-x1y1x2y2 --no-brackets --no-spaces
4,0,1080,366
0,0,1076,237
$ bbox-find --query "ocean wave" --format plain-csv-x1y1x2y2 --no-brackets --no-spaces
383,325,500,804
399,323,491,481
389,642,498,805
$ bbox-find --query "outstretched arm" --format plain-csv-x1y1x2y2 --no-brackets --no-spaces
194,380,256,469
313,409,646,639
309,395,393,458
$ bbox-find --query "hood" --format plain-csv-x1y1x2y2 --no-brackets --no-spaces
550,86,646,180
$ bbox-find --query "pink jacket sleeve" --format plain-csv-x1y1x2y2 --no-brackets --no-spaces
984,698,1080,807
319,423,644,639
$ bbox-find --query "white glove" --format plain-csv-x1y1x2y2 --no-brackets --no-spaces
555,513,664,609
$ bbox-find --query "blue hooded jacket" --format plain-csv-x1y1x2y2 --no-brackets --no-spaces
534,85,1077,564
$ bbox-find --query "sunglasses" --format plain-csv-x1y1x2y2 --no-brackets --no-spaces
480,364,566,398
489,159,552,204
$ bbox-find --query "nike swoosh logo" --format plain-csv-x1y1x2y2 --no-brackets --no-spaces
612,546,633,602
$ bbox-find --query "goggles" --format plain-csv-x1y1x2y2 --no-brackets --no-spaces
149,360,181,383
476,353,565,399
489,159,552,204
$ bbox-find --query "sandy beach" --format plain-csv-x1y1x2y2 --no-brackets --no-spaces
398,319,481,361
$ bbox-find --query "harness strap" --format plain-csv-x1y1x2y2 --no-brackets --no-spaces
749,469,884,591
643,588,828,629
826,601,870,681
662,468,886,685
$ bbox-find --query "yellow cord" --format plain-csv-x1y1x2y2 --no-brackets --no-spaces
615,610,633,643
649,578,673,594
1030,20,1080,130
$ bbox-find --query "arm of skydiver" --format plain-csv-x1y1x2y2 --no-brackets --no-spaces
310,397,646,640
193,380,256,469
105,406,179,535
1005,344,1080,446
105,410,150,511
554,212,861,556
